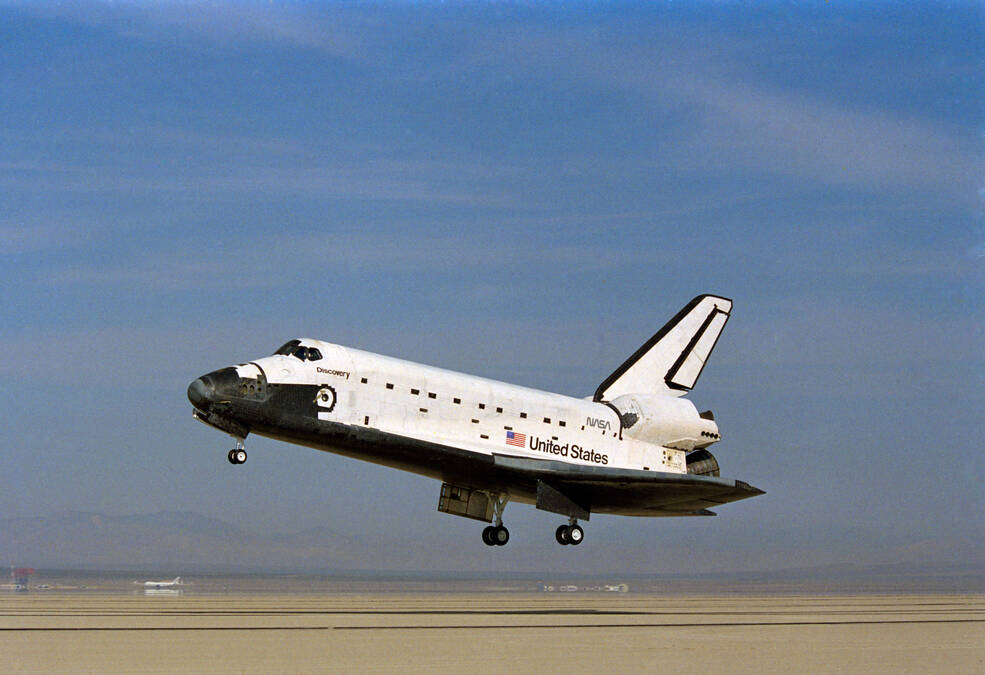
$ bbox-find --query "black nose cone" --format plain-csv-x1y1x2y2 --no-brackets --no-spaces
187,377,214,412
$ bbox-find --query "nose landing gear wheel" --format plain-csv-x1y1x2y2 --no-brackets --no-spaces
228,448,247,464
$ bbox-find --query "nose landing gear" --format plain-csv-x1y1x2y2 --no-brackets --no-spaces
555,518,584,546
227,439,247,465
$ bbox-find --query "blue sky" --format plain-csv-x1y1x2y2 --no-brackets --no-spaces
1,1,983,573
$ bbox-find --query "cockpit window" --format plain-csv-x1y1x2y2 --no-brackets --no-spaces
275,339,301,356
275,340,323,362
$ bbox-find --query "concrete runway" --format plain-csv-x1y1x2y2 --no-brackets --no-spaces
2,593,983,673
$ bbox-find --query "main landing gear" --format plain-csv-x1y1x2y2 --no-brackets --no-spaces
481,494,510,547
555,518,584,546
227,439,247,465
482,525,509,546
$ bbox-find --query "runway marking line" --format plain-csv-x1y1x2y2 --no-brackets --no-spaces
4,608,983,618
3,618,985,632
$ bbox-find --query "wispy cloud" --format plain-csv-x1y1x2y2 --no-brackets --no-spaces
430,22,982,200
0,147,516,206
0,223,64,254
654,68,980,198
0,218,94,255
722,297,984,371
9,0,372,59
41,230,641,292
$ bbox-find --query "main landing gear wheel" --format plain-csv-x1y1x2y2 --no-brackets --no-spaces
482,526,495,546
555,523,584,546
567,524,584,545
555,524,570,545
492,525,509,546
482,525,509,546
228,446,247,464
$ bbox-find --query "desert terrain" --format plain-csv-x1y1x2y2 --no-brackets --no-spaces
2,591,983,673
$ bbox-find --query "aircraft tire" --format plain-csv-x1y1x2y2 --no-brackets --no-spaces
481,526,496,546
235,449,247,464
227,449,238,464
555,525,570,545
493,526,509,546
568,524,584,545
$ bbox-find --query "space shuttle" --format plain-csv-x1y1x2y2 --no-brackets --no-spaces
187,294,762,546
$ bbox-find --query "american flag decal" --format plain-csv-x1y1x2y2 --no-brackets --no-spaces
505,431,526,448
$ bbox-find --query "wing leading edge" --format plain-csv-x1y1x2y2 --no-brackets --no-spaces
493,454,764,517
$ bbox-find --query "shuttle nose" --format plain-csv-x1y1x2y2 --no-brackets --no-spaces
187,376,215,412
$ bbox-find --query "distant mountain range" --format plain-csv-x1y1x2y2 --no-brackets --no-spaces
0,510,377,573
3,511,983,592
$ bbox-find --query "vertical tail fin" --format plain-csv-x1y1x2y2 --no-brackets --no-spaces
594,295,732,401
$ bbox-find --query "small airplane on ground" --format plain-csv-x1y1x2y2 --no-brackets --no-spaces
140,577,182,589
188,294,763,547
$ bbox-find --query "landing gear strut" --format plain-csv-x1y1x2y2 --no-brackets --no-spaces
481,494,510,546
227,439,247,465
555,518,584,546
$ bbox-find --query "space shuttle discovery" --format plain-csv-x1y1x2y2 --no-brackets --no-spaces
188,294,763,547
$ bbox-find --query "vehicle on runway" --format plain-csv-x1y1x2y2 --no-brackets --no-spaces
140,577,182,589
188,294,763,547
